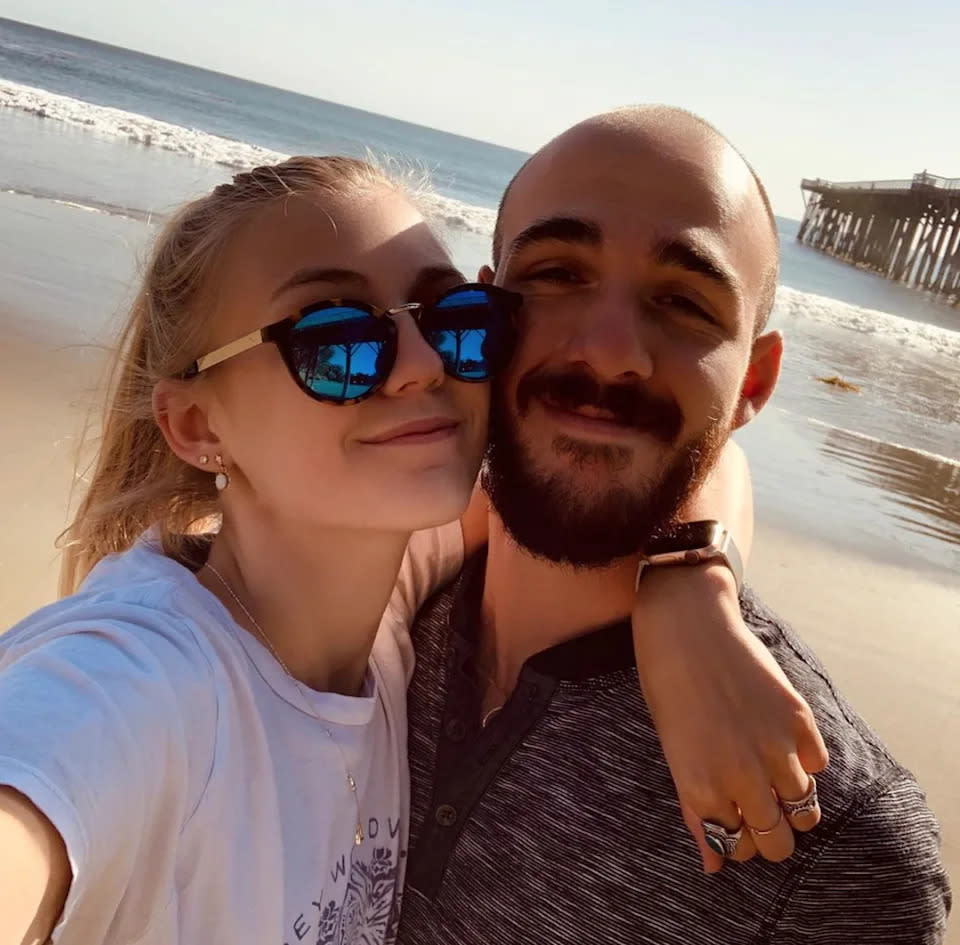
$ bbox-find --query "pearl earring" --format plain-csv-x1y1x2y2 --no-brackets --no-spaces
199,455,209,466
214,454,230,491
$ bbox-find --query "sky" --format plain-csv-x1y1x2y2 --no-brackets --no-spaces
5,0,959,218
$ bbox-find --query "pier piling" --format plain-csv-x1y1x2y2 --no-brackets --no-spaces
798,173,960,308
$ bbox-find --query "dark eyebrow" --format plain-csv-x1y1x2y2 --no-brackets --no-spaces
653,239,741,299
507,216,603,259
271,267,369,301
406,264,466,302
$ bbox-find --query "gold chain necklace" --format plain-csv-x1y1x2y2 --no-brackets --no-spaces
205,563,364,846
475,658,508,728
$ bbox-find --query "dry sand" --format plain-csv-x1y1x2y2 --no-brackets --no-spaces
0,327,107,621
0,319,957,937
750,527,960,890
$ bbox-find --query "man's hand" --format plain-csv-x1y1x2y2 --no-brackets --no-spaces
632,563,828,872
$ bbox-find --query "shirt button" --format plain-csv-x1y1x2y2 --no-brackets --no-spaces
435,804,458,827
445,718,466,742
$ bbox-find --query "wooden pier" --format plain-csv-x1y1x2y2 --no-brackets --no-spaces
798,173,960,306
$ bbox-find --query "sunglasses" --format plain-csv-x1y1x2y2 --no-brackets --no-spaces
182,283,522,405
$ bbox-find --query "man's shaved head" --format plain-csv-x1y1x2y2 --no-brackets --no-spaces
480,104,786,565
493,105,780,332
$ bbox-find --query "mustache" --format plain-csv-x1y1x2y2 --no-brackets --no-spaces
515,368,684,444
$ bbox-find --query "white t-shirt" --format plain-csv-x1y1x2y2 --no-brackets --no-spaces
0,523,463,945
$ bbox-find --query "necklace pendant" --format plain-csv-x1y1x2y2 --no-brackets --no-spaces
347,774,357,792
355,822,364,846
482,705,503,729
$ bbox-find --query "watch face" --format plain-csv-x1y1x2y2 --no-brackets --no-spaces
646,520,723,555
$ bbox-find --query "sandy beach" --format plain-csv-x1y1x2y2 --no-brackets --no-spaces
0,328,103,621
750,529,960,885
0,8,958,940
0,152,956,938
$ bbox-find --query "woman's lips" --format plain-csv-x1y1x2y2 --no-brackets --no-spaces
359,417,460,445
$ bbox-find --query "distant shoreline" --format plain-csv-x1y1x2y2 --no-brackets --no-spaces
0,16,531,159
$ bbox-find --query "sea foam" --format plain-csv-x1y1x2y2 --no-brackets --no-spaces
0,79,496,236
775,286,960,359
2,79,958,358
0,78,288,167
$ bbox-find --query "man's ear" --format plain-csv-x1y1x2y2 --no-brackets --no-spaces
732,330,783,430
478,265,495,285
152,378,223,470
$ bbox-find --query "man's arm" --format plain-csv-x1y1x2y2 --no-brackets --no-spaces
771,775,950,944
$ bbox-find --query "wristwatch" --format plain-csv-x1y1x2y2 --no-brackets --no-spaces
635,520,743,593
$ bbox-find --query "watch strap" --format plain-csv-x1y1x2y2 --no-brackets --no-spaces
635,522,743,593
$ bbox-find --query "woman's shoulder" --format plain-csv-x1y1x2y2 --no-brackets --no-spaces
0,543,228,842
1,538,225,692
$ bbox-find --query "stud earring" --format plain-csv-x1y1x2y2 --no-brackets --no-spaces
199,455,209,466
214,454,230,491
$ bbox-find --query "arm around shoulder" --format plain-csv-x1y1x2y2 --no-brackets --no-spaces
772,775,951,944
394,520,466,620
680,437,754,560
0,785,71,945
459,479,489,558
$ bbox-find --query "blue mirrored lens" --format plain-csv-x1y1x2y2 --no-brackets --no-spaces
427,288,510,380
290,305,388,401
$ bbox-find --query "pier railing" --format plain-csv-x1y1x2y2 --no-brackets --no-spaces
802,173,960,195
797,171,960,306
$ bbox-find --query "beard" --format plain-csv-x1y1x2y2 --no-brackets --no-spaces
482,367,729,568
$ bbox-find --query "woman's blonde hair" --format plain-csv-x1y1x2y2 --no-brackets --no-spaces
59,156,400,595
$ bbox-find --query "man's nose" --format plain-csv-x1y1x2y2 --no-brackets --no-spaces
559,287,654,382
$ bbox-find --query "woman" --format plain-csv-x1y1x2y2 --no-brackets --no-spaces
0,157,823,944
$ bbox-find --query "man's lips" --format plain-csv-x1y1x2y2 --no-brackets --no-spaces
538,395,636,437
359,417,460,445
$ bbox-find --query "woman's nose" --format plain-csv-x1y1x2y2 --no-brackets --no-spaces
380,310,445,397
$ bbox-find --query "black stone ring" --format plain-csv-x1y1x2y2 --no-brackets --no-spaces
701,819,743,858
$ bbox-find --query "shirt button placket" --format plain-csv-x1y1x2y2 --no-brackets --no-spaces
435,803,458,827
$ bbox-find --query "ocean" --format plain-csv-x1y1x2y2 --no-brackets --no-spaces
1,16,958,576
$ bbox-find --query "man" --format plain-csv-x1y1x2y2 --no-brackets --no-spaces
396,108,951,943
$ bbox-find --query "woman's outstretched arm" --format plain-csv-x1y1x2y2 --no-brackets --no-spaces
0,785,71,945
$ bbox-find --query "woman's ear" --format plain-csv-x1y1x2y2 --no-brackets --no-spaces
478,265,495,285
153,379,222,470
732,331,783,430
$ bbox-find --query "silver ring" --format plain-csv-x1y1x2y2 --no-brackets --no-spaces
780,775,819,817
701,819,743,858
